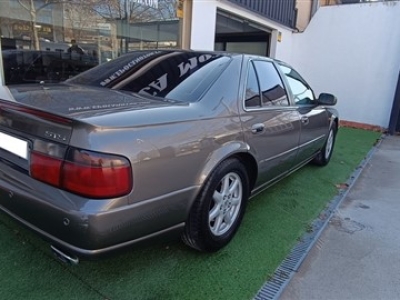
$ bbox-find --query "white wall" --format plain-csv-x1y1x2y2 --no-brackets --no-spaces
190,0,218,51
290,1,400,128
272,29,293,63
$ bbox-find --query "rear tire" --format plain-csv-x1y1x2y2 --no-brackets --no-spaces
182,158,249,252
313,125,337,166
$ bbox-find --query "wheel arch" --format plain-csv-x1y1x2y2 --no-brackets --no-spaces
231,152,258,192
328,108,339,130
331,115,339,130
196,141,258,195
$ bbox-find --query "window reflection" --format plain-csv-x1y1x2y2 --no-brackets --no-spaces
278,64,315,105
0,0,180,85
253,61,289,107
245,62,261,108
3,49,98,84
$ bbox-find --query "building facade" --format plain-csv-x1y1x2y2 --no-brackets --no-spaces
0,0,318,87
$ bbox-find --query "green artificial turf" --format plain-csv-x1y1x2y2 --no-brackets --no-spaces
0,128,381,300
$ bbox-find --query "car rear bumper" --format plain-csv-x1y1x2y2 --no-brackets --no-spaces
0,203,184,259
0,161,197,258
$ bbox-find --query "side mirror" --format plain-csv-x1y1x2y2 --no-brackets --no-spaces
318,93,337,106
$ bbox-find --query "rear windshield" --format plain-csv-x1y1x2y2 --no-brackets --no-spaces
67,50,232,102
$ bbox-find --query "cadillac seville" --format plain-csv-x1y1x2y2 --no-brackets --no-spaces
0,50,338,263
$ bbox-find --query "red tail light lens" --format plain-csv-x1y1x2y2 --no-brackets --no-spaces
61,149,132,198
30,141,132,199
30,151,63,186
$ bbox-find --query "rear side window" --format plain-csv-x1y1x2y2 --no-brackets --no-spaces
244,60,289,109
244,63,261,108
253,61,289,107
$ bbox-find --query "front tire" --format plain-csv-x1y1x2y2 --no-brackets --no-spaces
313,125,337,166
182,158,249,252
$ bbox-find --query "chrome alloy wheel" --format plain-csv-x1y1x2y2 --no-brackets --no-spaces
325,128,334,160
209,172,243,236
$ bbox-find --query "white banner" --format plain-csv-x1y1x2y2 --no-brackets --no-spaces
134,0,159,9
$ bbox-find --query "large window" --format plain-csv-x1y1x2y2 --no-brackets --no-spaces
0,0,181,85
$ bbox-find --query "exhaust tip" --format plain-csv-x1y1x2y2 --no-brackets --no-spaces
51,245,79,265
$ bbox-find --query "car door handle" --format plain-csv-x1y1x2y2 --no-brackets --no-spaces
251,123,265,134
301,116,309,125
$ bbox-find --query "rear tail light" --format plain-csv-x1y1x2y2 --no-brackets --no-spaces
62,148,132,198
30,140,132,198
30,151,63,186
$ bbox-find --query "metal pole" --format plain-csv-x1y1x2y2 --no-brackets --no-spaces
388,71,400,135
125,0,129,52
97,29,101,64
0,38,5,86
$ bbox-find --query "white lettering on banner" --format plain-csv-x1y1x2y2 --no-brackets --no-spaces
101,53,217,97
100,51,162,86
178,54,213,77
133,0,159,9
148,73,168,91
199,54,213,63
140,54,215,96
178,57,198,77
139,73,168,96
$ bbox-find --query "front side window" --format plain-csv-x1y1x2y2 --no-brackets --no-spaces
253,60,289,107
278,64,315,105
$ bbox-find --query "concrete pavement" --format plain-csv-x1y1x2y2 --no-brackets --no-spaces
280,135,400,300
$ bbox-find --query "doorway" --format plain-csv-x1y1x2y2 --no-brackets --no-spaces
215,11,271,56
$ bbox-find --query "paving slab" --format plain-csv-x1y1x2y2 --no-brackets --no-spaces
280,135,400,300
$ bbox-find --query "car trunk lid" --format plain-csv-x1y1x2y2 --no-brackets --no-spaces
7,83,181,119
0,93,133,198
0,98,75,172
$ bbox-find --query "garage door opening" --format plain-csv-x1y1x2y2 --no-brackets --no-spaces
215,11,271,56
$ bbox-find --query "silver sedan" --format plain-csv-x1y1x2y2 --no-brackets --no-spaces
0,50,338,263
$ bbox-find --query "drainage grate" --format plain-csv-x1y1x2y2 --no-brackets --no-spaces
253,136,383,300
